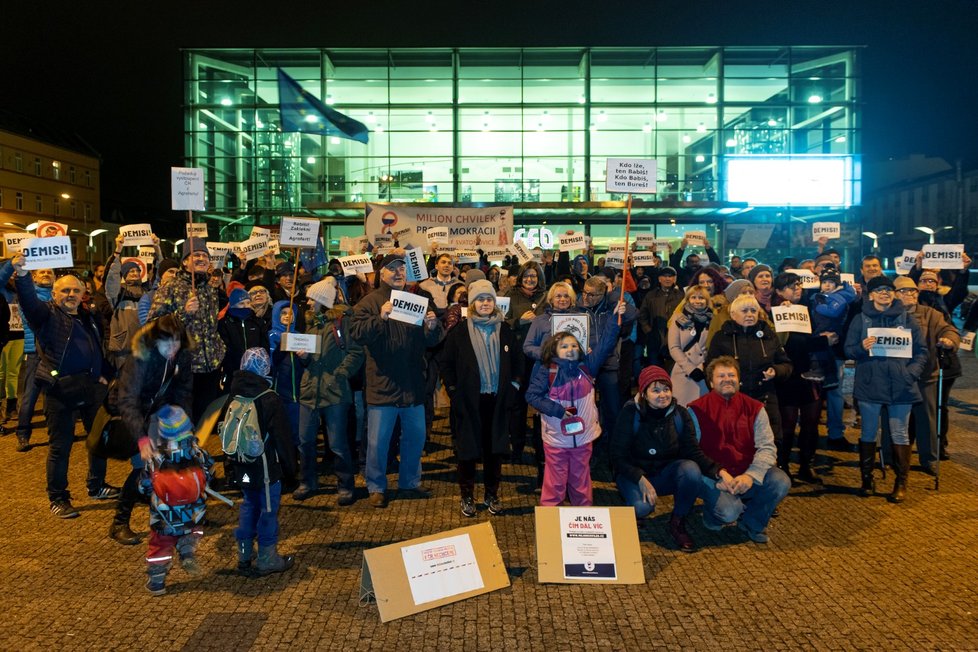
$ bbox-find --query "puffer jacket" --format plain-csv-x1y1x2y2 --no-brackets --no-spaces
148,270,225,373
349,284,443,407
298,304,364,408
611,399,720,483
906,303,958,384
844,300,927,405
706,319,792,399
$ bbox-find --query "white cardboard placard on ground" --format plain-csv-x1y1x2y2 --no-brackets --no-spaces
771,305,813,334
339,254,374,276
787,268,819,289
389,290,429,326
171,167,205,211
921,244,964,269
559,232,587,252
535,507,645,585
551,313,589,350
21,236,73,270
868,327,913,358
812,222,841,241
400,533,485,606
280,216,321,247
405,247,429,282
120,223,155,247
3,233,32,256
496,296,511,316
559,507,617,580
605,158,657,194
186,222,209,239
282,332,321,354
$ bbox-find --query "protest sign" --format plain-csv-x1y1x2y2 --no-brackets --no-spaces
21,237,73,270
632,251,657,267
960,331,975,352
338,254,374,277
365,204,513,250
455,250,480,265
186,222,209,239
280,216,321,247
405,247,429,282
552,314,589,350
771,305,813,334
138,246,156,266
812,222,841,241
634,233,656,248
206,242,233,266
496,296,511,316
359,522,509,623
684,231,707,247
921,244,964,270
509,241,532,264
426,226,449,243
605,158,657,194
36,221,68,238
373,232,394,247
3,232,32,256
120,223,155,247
267,239,280,255
249,226,270,244
483,247,508,261
389,290,429,326
238,236,268,261
896,249,919,275
840,273,855,286
605,252,626,269
787,268,819,289
171,167,204,211
868,327,913,358
282,333,321,355
559,232,587,252
535,507,644,585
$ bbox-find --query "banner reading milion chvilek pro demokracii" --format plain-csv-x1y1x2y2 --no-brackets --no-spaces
364,204,514,251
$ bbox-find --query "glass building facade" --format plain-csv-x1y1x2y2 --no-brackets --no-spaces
184,47,862,260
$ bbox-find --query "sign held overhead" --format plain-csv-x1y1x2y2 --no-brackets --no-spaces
605,158,657,194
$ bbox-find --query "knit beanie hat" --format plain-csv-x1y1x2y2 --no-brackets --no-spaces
228,287,250,308
463,269,486,288
638,365,672,394
724,279,754,303
240,347,271,377
306,277,338,308
820,268,841,285
468,279,496,301
157,258,180,277
747,264,772,285
157,405,193,441
120,260,141,279
181,237,207,260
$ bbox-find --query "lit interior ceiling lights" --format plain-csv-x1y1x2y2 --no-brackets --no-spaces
306,156,316,164
642,122,652,133
305,114,319,123
695,155,706,163
220,98,232,106
725,138,737,147
325,94,335,105
365,111,376,124
808,93,823,103
682,134,691,144
834,135,846,143
705,93,717,104
330,137,340,145
696,122,707,133
655,110,668,122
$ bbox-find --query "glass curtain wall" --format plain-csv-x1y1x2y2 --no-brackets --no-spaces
185,47,860,231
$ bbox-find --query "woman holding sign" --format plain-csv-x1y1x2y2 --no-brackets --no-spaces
843,276,928,503
439,281,524,517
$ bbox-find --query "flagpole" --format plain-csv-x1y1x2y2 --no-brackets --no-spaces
287,247,301,318
618,193,633,326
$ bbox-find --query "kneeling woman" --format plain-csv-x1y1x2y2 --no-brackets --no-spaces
440,281,524,517
612,366,722,552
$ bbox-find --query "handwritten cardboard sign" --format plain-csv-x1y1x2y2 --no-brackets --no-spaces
605,158,657,194
171,167,204,211
280,216,321,247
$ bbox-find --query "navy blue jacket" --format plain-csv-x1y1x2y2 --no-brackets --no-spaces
844,300,927,405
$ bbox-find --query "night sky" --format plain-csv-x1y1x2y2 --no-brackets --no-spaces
5,0,976,235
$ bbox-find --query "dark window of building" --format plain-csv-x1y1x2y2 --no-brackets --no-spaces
85,170,92,187
83,203,92,220
15,192,24,210
14,153,23,172
35,196,42,213
70,201,77,217
34,157,41,176
54,198,60,216
69,166,76,184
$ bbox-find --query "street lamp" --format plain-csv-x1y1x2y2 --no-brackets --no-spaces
862,231,879,250
915,226,936,244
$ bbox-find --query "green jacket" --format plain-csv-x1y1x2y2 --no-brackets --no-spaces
298,304,364,408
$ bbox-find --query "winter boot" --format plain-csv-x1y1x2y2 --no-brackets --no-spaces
237,539,255,574
777,432,794,483
796,429,821,484
857,441,877,497
256,544,295,576
4,398,15,424
668,513,696,552
109,469,141,545
145,565,168,596
890,443,911,504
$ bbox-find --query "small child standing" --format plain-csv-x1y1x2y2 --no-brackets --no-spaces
221,347,297,576
139,405,213,596
805,266,857,388
526,303,623,506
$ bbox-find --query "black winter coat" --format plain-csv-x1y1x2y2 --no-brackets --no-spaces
218,311,270,381
707,319,792,399
219,370,297,487
611,399,720,483
439,319,524,461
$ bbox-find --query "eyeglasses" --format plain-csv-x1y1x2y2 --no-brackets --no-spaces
871,287,894,294
583,291,604,299
896,288,918,294
248,288,269,295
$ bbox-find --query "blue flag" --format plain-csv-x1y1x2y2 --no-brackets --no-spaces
299,236,329,281
277,69,369,144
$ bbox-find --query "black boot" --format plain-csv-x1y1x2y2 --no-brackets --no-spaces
890,443,910,504
778,432,794,483
109,468,141,545
857,441,877,496
796,428,821,484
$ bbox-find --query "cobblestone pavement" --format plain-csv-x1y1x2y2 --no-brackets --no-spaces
2,355,978,651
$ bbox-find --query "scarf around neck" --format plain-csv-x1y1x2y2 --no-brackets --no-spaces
466,312,502,394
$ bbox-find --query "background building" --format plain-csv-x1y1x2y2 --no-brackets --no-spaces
0,110,103,266
184,46,862,263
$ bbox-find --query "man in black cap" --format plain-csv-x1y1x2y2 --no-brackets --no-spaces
638,266,683,369
349,252,444,508
272,261,296,304
148,237,226,420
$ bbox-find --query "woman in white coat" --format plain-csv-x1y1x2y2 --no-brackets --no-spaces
667,285,713,406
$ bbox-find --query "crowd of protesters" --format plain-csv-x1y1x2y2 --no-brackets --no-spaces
1,227,974,593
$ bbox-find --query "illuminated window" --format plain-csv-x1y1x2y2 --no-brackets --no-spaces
52,161,61,180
